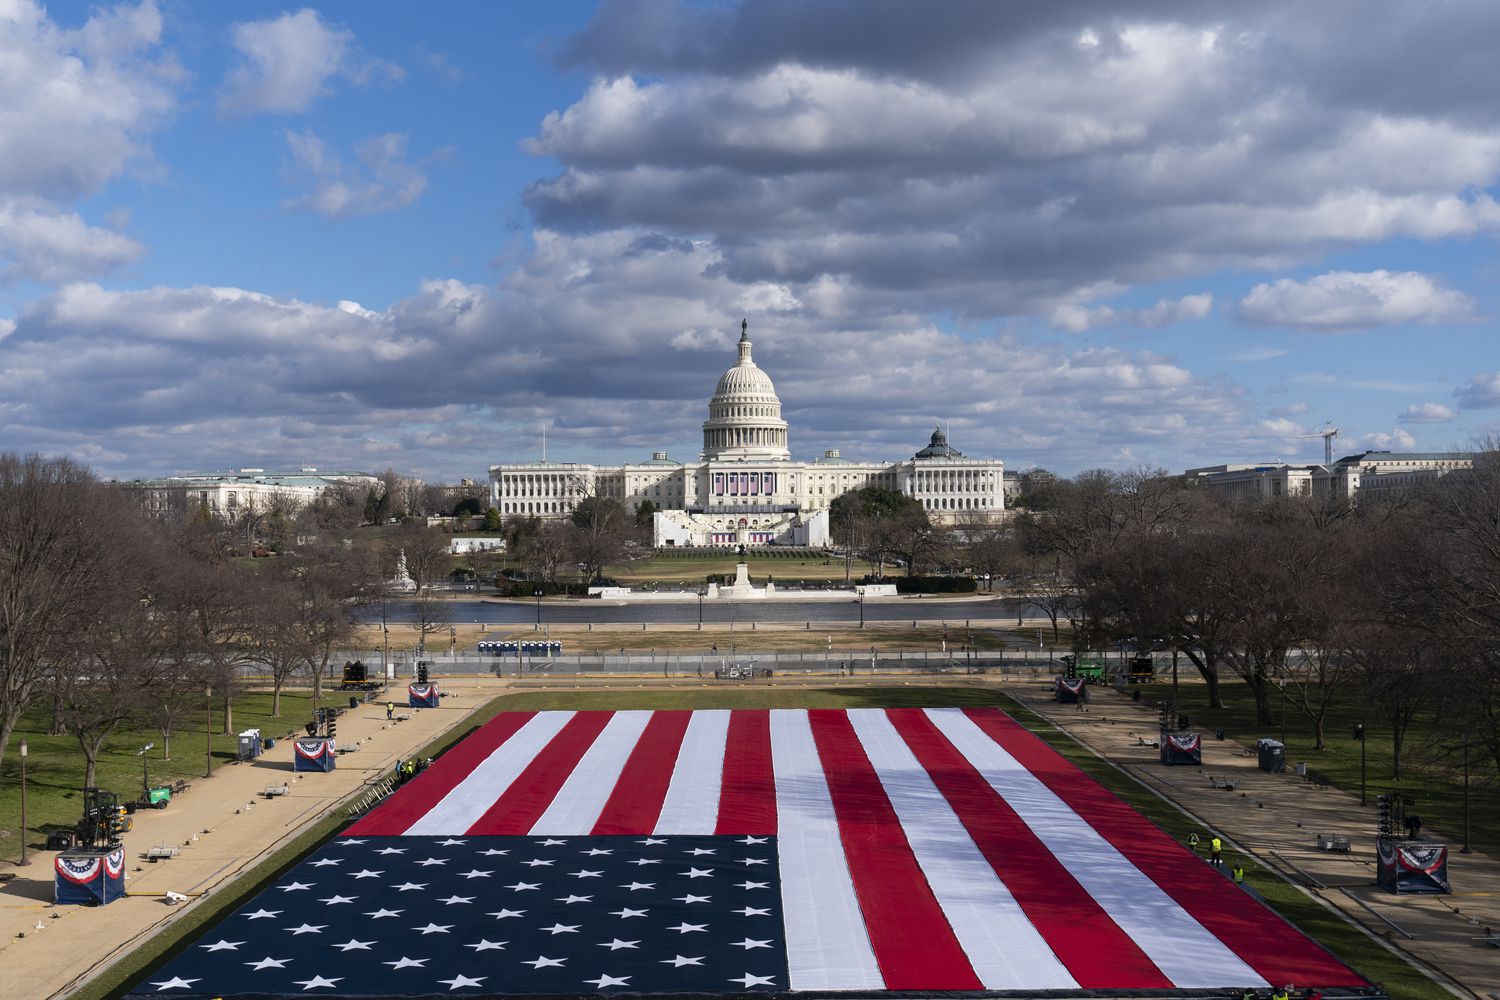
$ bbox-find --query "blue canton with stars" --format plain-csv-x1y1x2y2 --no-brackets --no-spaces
128,836,787,997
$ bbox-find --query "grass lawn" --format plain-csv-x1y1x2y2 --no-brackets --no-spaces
91,684,1437,1000
1137,676,1498,856
0,689,332,865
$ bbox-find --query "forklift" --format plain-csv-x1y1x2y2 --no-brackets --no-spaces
46,787,132,851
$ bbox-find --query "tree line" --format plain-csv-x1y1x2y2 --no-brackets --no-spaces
1006,447,1500,780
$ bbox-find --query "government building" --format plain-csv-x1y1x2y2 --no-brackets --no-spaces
488,321,1005,547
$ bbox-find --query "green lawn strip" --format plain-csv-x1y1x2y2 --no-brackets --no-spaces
1138,677,1496,856
91,694,518,1000
0,690,342,865
1000,696,1451,1000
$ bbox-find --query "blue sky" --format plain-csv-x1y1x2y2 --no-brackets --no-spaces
2,1,1497,481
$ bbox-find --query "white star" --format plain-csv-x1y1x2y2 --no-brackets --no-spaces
598,938,640,951
739,857,768,866
310,858,341,867
675,894,711,904
465,939,507,951
337,838,366,845
364,908,402,919
739,836,768,845
730,972,777,987
667,922,707,933
149,976,200,990
460,869,493,879
523,956,566,969
539,838,568,846
292,975,343,990
686,847,717,856
245,957,290,970
734,906,772,916
522,858,555,867
375,847,407,855
628,858,661,866
479,848,509,856
621,881,655,891
609,907,648,918
569,869,603,878
437,974,486,990
392,881,427,891
556,894,593,904
332,937,374,951
661,955,705,967
416,857,448,867
414,922,453,935
317,895,355,905
732,937,773,950
583,847,613,856
199,939,243,952
543,923,580,935
737,880,769,890
439,895,475,905
584,974,631,988
438,838,468,846
286,923,326,935
504,881,541,891
279,881,314,891
384,956,428,969
244,908,281,919
681,867,714,878
637,837,666,845
486,908,525,919
349,869,383,879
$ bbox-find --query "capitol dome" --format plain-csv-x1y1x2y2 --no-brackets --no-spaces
702,320,790,461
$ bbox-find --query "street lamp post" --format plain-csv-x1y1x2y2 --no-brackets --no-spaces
858,595,865,629
1461,734,1472,854
534,589,542,631
204,684,213,778
1358,721,1366,806
697,589,706,629
18,739,29,866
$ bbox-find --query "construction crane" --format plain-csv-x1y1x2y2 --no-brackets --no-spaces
1296,420,1339,464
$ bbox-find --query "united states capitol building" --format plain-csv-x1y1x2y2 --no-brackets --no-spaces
488,322,1005,547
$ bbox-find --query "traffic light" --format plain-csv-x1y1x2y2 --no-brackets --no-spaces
1352,723,1364,741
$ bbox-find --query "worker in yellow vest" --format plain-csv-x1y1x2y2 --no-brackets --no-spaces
1232,862,1246,885
1210,836,1223,866
1272,985,1292,1000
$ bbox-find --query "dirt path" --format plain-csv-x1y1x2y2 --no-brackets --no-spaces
0,676,506,999
1009,682,1500,999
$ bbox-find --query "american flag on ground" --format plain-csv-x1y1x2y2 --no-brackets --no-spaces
129,707,1370,997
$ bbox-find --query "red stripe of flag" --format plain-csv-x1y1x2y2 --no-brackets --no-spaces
886,708,1171,989
591,710,693,835
466,711,614,835
808,709,981,990
962,708,1366,987
716,710,776,835
345,711,537,836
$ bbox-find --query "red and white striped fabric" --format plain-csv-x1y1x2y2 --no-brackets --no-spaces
349,707,1365,992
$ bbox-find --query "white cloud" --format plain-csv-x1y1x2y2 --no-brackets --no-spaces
1231,346,1289,362
1398,402,1455,424
1356,428,1418,450
1237,270,1476,331
1049,292,1211,332
0,0,179,201
281,131,429,219
1455,372,1500,410
218,9,400,116
1272,401,1310,416
0,201,143,284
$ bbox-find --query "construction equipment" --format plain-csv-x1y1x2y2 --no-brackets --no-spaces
1296,420,1340,464
338,660,380,691
137,742,172,809
72,788,131,850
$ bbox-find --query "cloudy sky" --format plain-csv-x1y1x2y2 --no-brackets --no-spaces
2,0,1497,481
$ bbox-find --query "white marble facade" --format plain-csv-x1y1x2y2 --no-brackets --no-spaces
489,322,1004,546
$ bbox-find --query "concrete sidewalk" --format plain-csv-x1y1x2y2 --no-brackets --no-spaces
1011,682,1499,999
0,676,505,1000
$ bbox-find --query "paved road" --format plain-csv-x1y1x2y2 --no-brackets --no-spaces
368,596,1036,626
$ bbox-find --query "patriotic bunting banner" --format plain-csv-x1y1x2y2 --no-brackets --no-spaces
293,737,336,773
129,707,1367,998
409,683,440,708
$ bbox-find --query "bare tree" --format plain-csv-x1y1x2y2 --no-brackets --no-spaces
392,521,451,594
0,455,118,780
408,597,453,654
